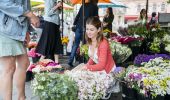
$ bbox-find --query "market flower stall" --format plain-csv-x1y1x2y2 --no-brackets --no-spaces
124,57,170,100
30,61,125,100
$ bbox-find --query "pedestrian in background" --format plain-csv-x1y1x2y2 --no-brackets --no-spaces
149,12,157,25
68,0,99,68
103,7,114,32
138,9,147,24
0,0,40,100
36,0,63,63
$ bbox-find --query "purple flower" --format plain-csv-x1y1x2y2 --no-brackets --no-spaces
134,73,142,81
129,73,135,79
129,73,143,81
47,62,59,66
134,54,170,65
111,36,143,44
114,67,123,73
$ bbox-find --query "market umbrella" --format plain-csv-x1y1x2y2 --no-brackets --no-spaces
31,0,44,6
98,2,127,8
71,0,111,4
32,3,74,10
31,0,44,2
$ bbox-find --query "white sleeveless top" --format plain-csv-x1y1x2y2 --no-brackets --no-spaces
88,46,98,64
88,46,116,72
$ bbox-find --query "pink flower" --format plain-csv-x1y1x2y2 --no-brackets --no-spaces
27,48,36,57
27,48,41,57
27,63,36,71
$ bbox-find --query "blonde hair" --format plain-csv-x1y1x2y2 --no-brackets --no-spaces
85,16,104,46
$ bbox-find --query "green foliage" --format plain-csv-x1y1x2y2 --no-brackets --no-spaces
128,23,168,53
149,42,160,53
148,28,168,53
162,34,170,53
80,44,89,60
109,40,132,63
168,0,170,3
127,24,166,40
31,73,78,100
128,24,148,37
129,39,143,47
149,37,161,53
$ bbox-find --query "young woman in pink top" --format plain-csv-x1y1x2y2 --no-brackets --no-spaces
70,17,120,97
73,16,116,74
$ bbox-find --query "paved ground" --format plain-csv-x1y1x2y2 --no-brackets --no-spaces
13,82,39,100
0,79,39,100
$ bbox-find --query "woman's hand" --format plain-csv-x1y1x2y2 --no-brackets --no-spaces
29,14,40,28
81,64,88,71
53,1,62,10
24,12,40,28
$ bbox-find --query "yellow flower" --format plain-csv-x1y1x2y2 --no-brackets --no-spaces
143,78,157,86
103,29,111,33
61,36,69,44
143,78,150,86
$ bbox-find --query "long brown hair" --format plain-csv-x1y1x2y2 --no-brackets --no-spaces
140,9,146,19
85,16,104,46
107,7,114,18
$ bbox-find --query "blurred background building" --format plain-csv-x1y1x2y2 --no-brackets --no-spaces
119,0,170,23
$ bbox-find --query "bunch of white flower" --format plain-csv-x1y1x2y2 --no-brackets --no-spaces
66,70,115,100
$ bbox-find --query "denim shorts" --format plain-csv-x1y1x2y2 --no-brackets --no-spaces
0,35,26,57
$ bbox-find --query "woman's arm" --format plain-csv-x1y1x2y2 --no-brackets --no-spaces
86,41,109,71
24,12,40,28
46,0,62,16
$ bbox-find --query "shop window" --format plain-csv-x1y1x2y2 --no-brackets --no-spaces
161,3,165,11
152,3,157,12
137,4,141,12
